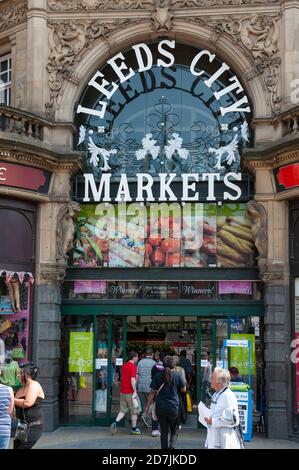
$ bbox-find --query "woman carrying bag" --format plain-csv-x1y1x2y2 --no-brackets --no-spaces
204,368,245,449
14,363,45,449
145,356,186,450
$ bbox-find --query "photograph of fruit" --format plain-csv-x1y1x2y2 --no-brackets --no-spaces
216,210,255,268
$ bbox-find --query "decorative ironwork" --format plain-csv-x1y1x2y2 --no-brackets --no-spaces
77,96,250,178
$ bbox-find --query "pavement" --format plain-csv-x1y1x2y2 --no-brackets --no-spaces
29,426,299,450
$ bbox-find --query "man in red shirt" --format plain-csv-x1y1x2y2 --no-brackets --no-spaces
110,350,141,435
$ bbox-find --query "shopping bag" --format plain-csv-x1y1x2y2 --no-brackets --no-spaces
79,374,87,388
95,389,107,412
186,391,193,412
132,394,142,414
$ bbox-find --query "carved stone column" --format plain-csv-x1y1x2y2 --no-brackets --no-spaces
261,267,291,439
31,166,80,430
32,269,65,431
251,198,291,439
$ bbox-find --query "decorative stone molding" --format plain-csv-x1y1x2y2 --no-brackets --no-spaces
243,147,299,173
246,200,267,258
48,0,152,10
47,0,279,10
173,0,279,5
46,11,282,117
40,270,66,286
46,19,137,118
186,13,281,114
0,1,27,33
151,0,174,31
56,202,81,263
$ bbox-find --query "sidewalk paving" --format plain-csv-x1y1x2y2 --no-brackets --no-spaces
31,426,299,450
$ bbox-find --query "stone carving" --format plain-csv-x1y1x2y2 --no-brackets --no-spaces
40,271,65,286
46,19,135,118
47,0,279,10
151,0,174,31
246,200,267,258
48,0,151,10
56,202,81,262
208,14,281,113
0,1,27,32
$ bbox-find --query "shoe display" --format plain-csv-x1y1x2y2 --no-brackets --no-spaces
110,422,117,435
152,430,161,437
141,415,149,428
131,427,141,435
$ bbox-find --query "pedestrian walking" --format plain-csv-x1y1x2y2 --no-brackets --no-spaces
146,355,186,449
172,355,187,429
204,367,245,449
14,363,45,449
137,347,160,436
0,382,14,449
201,351,212,404
110,351,141,436
179,350,192,422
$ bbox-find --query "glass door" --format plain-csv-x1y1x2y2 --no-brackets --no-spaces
95,316,126,425
59,315,94,425
198,319,214,406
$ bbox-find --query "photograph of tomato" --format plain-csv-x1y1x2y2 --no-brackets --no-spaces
144,214,181,267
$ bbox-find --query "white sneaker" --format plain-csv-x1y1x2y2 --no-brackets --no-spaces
152,430,161,437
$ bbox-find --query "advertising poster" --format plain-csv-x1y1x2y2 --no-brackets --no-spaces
230,333,256,375
69,332,94,373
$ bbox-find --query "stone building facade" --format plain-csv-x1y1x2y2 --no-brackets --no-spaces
0,0,299,439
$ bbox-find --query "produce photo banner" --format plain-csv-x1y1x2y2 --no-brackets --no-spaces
72,202,256,268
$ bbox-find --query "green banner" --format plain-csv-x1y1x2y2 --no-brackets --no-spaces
230,333,256,375
69,332,94,373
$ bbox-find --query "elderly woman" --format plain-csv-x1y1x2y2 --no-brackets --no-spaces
204,368,244,449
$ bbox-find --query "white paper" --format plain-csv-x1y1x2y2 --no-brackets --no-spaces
116,358,123,366
198,401,211,428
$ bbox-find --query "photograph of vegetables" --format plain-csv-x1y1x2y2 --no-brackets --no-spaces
72,204,256,268
216,206,255,268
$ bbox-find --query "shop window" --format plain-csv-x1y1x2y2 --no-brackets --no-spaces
0,273,32,365
0,208,34,264
0,54,11,106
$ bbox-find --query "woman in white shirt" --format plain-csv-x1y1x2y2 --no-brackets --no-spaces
204,368,244,449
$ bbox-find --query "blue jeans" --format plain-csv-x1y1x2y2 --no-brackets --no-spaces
0,435,10,449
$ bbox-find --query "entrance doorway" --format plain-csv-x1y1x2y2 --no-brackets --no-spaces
59,314,264,427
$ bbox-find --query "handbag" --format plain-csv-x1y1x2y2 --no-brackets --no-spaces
11,408,29,442
186,391,193,412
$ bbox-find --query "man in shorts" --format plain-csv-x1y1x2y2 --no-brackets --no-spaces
110,350,141,436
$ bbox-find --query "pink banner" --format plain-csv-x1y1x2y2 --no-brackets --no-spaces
219,281,252,295
74,280,106,294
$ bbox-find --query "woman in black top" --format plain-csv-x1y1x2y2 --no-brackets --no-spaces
146,356,186,449
14,363,45,449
